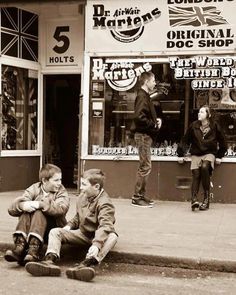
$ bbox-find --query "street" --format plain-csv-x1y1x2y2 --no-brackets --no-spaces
1,255,236,295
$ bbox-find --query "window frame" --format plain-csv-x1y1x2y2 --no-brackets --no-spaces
0,55,42,157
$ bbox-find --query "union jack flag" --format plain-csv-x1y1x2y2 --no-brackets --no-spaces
0,7,38,61
169,6,228,27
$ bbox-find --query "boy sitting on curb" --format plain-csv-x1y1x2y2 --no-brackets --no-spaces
25,168,118,282
4,164,70,265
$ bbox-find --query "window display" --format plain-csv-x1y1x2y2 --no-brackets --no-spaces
1,65,38,150
88,56,236,158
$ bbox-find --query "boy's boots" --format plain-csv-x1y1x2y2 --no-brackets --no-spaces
25,253,61,277
24,236,42,263
4,234,27,263
66,257,99,282
199,191,210,211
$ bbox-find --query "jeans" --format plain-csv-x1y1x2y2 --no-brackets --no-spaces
14,210,57,243
46,228,118,263
134,132,153,198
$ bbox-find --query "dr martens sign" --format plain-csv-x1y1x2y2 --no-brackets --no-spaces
92,4,161,43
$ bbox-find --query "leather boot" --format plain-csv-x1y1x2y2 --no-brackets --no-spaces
24,236,42,263
199,191,210,211
4,234,27,263
191,193,199,211
25,253,61,277
66,257,99,282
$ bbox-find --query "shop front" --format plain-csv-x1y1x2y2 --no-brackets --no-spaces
82,0,236,202
0,1,85,191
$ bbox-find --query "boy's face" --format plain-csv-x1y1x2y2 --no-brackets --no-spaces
80,177,100,197
42,172,62,193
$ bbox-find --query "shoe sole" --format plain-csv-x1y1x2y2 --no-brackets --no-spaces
4,253,19,262
131,203,153,208
25,262,61,277
66,267,95,282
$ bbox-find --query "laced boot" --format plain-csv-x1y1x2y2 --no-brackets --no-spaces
66,257,99,282
25,253,61,277
199,191,210,211
4,234,27,263
191,193,199,211
24,236,42,263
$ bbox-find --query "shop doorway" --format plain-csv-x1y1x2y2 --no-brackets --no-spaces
44,74,81,188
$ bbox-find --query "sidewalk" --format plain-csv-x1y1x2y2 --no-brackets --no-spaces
1,191,236,273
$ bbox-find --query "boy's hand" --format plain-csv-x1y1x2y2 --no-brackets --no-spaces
86,245,99,258
215,158,222,165
63,225,71,231
156,118,162,129
178,157,185,164
29,201,40,209
21,201,36,213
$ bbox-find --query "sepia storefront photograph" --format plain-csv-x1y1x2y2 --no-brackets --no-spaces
82,0,236,202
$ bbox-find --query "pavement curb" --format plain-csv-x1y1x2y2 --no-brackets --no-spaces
1,242,236,274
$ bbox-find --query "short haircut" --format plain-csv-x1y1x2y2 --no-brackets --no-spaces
139,71,155,86
83,169,105,189
39,164,61,182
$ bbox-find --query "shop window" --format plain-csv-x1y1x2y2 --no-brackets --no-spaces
1,65,38,150
88,57,190,157
88,57,235,158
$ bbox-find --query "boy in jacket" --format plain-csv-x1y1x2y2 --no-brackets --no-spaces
4,164,70,265
25,168,118,282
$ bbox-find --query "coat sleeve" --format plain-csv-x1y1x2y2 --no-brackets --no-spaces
8,183,38,216
92,201,116,250
67,213,80,230
216,123,227,158
41,186,70,217
177,124,193,157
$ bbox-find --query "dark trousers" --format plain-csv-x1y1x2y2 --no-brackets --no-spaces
14,210,57,243
191,160,212,196
134,132,153,198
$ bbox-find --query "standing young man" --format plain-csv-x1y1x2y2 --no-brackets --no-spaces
132,72,162,208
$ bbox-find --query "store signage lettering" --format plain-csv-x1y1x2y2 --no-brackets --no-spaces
168,0,233,3
48,26,75,64
167,29,234,49
167,0,234,50
92,4,161,43
92,145,178,156
169,56,236,89
92,58,152,91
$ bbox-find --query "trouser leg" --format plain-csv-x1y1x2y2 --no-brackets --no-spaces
134,133,152,198
46,228,91,258
15,210,49,243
